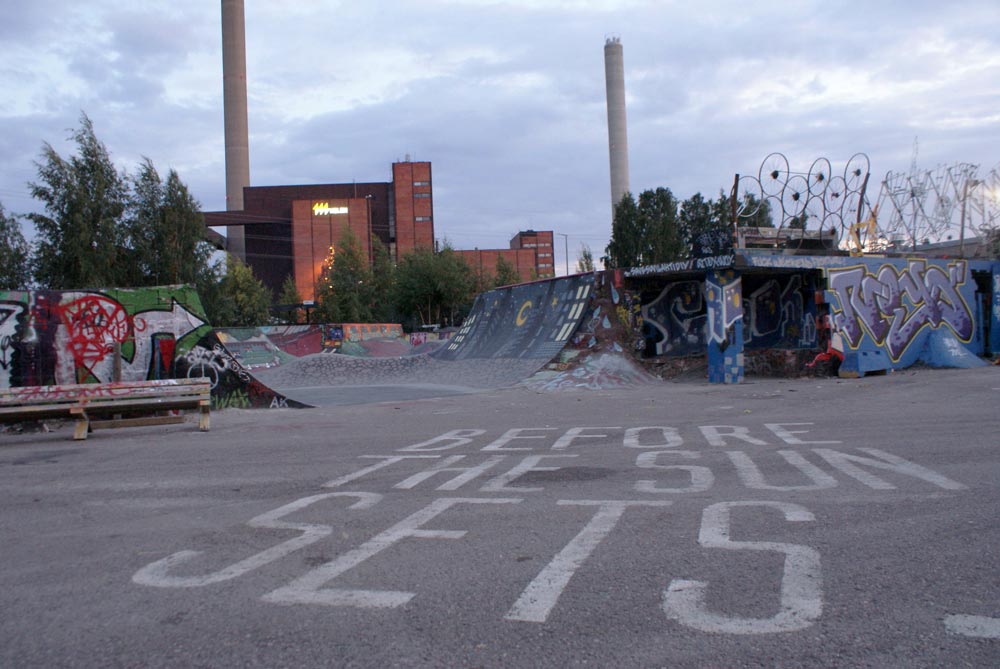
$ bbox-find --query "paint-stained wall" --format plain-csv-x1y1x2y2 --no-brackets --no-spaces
0,286,305,409
824,258,986,374
624,255,996,376
0,286,210,388
638,274,818,357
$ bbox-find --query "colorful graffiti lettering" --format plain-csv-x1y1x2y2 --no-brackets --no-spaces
827,260,974,362
182,343,251,388
0,287,306,410
56,295,132,378
0,302,26,386
641,282,706,356
742,275,816,349
705,274,742,346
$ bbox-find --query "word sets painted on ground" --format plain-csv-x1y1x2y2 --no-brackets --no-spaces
133,423,966,635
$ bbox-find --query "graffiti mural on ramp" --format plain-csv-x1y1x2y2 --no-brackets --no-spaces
433,275,594,362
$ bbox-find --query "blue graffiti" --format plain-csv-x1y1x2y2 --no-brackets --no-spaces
827,259,974,362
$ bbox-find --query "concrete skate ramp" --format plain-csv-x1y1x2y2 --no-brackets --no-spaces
255,275,595,406
175,331,311,409
433,275,594,361
918,329,989,369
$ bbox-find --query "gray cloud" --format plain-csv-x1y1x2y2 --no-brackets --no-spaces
2,0,998,271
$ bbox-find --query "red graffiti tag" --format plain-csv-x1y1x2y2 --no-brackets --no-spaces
56,296,133,374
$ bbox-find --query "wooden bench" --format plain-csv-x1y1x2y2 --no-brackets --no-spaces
0,378,211,440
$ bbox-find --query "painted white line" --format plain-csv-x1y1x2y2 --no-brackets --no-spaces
481,454,577,492
634,450,714,494
944,614,1000,638
505,500,672,623
323,455,439,488
663,501,821,634
394,455,505,490
133,492,381,588
263,497,521,608
726,450,838,491
812,448,967,491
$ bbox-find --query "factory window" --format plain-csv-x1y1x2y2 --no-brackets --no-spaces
414,181,430,186
414,193,431,198
415,216,432,221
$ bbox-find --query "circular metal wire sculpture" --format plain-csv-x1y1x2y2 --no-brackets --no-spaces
735,153,874,251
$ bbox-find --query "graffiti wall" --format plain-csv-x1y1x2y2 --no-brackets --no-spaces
0,286,305,409
174,331,308,409
637,274,818,356
741,274,818,349
825,258,987,374
621,254,997,377
0,286,209,389
639,281,705,357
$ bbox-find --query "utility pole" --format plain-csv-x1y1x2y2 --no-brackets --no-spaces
556,233,569,276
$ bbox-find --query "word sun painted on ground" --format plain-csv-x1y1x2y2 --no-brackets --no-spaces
133,424,968,636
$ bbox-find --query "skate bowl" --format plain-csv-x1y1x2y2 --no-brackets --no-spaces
255,275,597,407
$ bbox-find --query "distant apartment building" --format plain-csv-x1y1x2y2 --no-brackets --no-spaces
456,231,557,286
510,230,556,278
203,161,433,302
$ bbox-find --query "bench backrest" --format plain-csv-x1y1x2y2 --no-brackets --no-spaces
0,378,212,408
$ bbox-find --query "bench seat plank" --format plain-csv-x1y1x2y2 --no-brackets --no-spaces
1,378,212,440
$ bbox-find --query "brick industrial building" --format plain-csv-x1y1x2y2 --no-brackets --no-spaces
204,161,554,301
455,230,556,285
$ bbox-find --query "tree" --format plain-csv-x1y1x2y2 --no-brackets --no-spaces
25,113,217,293
433,245,476,326
370,237,395,322
214,254,271,326
27,113,128,288
393,244,474,327
125,158,215,286
314,227,374,323
605,192,641,269
734,192,774,228
0,203,31,290
641,187,685,264
606,188,685,268
493,255,522,287
195,255,227,326
277,274,303,324
679,192,732,257
576,243,595,273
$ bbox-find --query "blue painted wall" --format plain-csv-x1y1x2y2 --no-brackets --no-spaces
625,253,998,377
824,258,987,375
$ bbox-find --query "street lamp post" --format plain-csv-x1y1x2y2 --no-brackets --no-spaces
365,194,374,266
556,233,569,276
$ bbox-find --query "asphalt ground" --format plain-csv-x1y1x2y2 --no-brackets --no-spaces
1,367,998,668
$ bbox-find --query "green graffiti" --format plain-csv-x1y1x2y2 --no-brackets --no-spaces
212,389,250,410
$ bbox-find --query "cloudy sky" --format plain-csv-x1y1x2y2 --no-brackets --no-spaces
2,0,998,272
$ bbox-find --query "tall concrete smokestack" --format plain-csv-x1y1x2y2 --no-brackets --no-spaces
604,36,630,216
221,0,249,260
